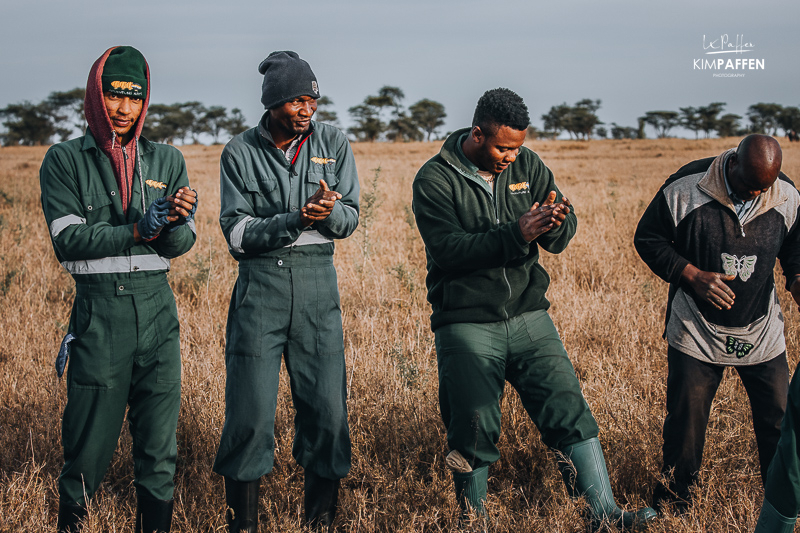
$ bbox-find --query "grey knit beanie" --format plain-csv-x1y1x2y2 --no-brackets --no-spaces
258,51,320,109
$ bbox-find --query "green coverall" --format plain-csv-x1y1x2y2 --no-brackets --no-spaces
213,117,359,482
40,130,196,504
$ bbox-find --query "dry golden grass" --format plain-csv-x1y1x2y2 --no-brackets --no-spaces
1,137,799,532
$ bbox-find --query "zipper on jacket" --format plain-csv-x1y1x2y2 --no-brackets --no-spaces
122,145,129,188
492,176,512,320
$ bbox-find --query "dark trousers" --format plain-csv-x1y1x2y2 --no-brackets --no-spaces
764,361,800,516
661,347,788,493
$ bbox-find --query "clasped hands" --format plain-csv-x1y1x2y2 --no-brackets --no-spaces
135,186,197,241
518,191,571,242
300,179,341,227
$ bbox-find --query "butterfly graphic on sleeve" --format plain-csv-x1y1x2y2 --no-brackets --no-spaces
725,335,754,358
721,253,757,282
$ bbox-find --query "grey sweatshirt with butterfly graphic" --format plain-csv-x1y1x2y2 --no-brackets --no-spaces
634,149,800,365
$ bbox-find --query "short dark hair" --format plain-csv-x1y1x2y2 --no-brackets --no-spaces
472,88,530,134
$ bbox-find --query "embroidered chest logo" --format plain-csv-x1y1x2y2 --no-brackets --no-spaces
311,157,336,166
725,335,754,358
721,253,757,281
508,182,529,194
145,179,166,190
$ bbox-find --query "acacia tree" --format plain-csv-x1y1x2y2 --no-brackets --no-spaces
315,96,339,127
541,103,571,138
748,103,783,135
0,101,58,146
409,99,446,141
715,113,742,137
348,103,383,142
641,111,680,138
222,108,248,138
47,88,86,139
777,106,800,136
697,102,726,138
680,107,702,139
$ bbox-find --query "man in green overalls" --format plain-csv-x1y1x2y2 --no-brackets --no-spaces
412,88,656,531
40,46,197,533
213,51,359,533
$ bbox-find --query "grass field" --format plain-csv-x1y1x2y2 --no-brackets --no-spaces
1,137,799,532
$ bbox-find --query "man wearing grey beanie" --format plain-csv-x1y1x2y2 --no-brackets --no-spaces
213,51,360,533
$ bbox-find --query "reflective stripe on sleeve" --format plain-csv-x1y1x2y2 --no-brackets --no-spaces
229,216,253,254
61,254,170,275
50,215,87,238
285,229,333,248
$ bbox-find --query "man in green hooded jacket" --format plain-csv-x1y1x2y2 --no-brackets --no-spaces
412,88,656,531
40,46,197,533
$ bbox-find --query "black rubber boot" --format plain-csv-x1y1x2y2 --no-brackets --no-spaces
135,493,174,532
304,471,340,532
57,501,87,533
224,477,259,533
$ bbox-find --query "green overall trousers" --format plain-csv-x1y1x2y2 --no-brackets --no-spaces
213,250,351,482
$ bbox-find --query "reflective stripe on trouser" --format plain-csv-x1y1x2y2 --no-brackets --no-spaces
59,276,181,505
435,309,599,469
213,255,351,481
764,364,800,516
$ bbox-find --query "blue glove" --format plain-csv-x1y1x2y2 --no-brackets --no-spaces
55,333,76,378
167,189,198,233
138,197,171,240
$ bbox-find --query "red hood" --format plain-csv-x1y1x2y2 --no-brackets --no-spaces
84,46,151,147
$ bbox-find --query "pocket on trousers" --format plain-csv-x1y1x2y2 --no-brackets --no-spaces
225,271,263,357
154,290,182,384
68,298,112,390
315,265,344,356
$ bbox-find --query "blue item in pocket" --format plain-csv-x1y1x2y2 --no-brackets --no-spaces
56,333,76,378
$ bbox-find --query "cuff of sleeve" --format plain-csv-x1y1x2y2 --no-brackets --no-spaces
510,220,530,247
318,201,342,229
287,210,306,233
669,258,692,284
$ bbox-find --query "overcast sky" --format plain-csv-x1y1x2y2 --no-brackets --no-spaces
2,0,798,138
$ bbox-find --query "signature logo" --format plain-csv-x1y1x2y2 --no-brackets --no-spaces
693,34,764,76
311,157,336,165
703,34,754,54
145,179,166,190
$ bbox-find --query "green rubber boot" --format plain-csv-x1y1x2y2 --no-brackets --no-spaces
754,499,796,533
453,465,488,519
558,438,657,531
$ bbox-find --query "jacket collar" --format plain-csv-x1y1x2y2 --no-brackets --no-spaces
698,148,788,217
81,127,155,155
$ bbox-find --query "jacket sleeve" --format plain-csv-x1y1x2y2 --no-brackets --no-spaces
150,148,196,259
529,158,577,254
634,188,690,283
40,145,137,262
316,135,359,239
219,147,305,254
778,184,800,290
412,173,530,272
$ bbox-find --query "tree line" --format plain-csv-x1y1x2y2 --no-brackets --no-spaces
536,100,800,140
0,88,250,147
3,87,800,146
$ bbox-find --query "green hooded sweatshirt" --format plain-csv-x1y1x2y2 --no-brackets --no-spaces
412,128,576,331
